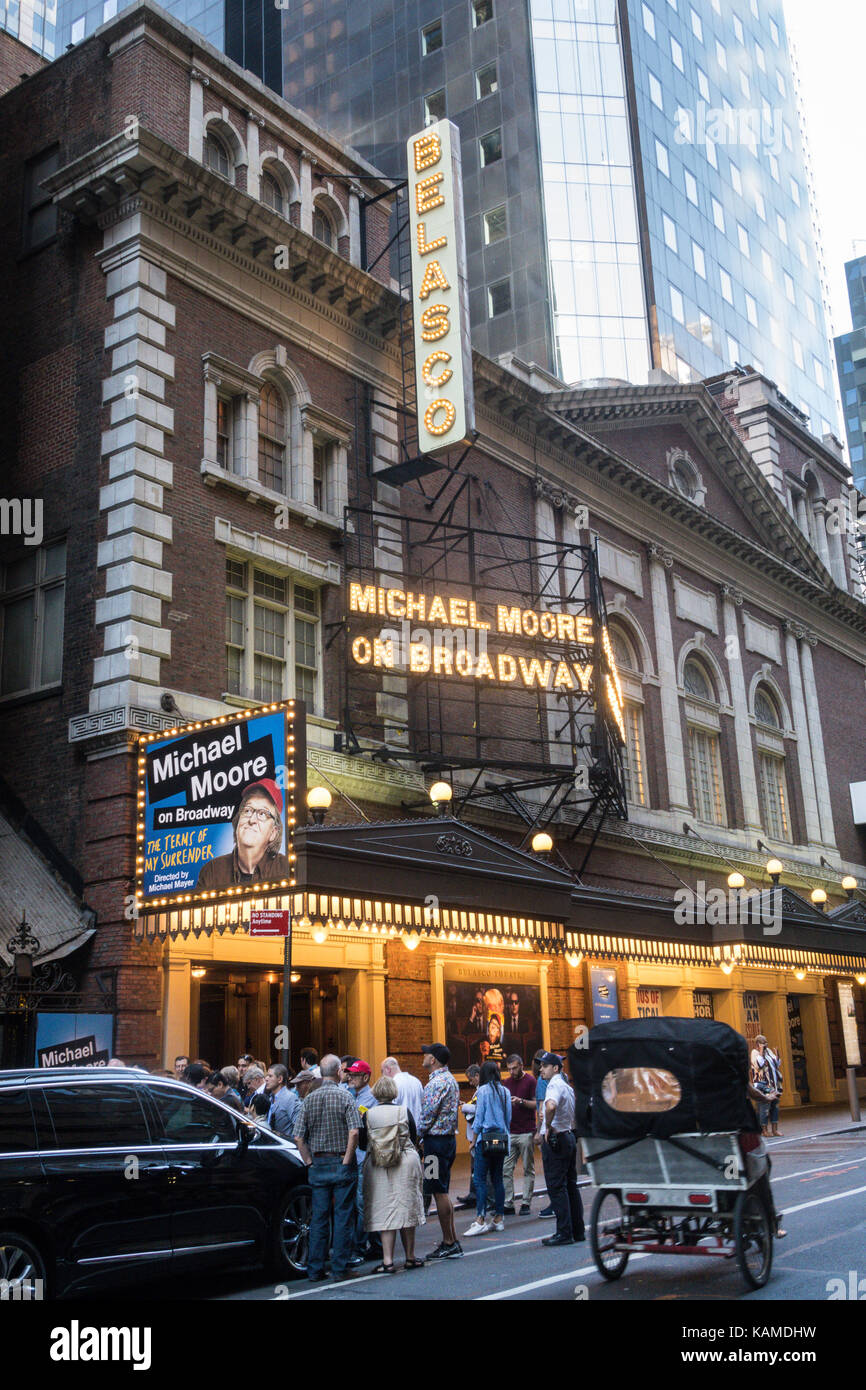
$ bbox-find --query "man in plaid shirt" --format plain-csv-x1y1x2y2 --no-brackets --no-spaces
294,1053,361,1282
419,1043,462,1259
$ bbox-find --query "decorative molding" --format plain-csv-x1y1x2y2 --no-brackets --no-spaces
435,834,474,858
673,575,718,634
190,67,210,86
721,584,744,606
300,401,353,445
742,610,782,663
201,351,263,393
647,543,673,569
69,705,178,744
666,446,706,507
532,475,586,518
214,516,341,584
596,536,644,598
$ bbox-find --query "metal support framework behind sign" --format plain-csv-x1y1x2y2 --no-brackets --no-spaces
341,507,627,828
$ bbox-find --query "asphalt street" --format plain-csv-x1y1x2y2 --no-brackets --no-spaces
115,1124,866,1303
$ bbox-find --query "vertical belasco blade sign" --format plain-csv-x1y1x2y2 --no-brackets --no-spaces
407,120,475,454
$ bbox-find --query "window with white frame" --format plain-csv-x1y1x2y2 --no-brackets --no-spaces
609,624,646,806
1,540,66,697
313,206,334,247
225,558,320,710
205,131,231,180
758,751,791,841
258,381,287,492
261,170,285,215
687,724,725,824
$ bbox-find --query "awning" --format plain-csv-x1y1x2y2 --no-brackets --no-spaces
0,810,96,967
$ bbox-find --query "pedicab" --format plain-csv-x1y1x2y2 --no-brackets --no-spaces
568,1017,778,1289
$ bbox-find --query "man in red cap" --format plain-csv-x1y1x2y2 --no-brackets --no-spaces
198,779,290,890
344,1060,383,1264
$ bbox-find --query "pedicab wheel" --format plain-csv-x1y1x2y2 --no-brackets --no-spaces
733,1188,773,1289
590,1189,629,1281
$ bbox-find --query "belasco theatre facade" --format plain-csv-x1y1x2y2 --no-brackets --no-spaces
2,4,866,1120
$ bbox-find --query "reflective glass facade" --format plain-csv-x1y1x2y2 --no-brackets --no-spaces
532,0,649,383
834,255,866,493
1,0,57,58
626,0,836,434
54,0,223,57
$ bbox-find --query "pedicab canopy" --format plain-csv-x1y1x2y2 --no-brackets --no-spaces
568,1016,759,1139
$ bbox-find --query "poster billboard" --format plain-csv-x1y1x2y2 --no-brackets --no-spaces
444,976,543,1074
693,990,714,1020
786,994,810,1101
590,967,619,1025
838,981,862,1067
35,1013,114,1068
636,986,662,1018
743,990,761,1047
136,703,297,909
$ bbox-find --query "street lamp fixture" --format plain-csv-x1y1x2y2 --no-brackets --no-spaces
720,961,734,975
727,872,745,890
403,930,421,952
765,859,783,886
856,974,866,987
842,876,858,901
810,888,827,912
312,922,328,944
531,830,554,856
429,781,453,816
306,785,332,825
794,968,806,981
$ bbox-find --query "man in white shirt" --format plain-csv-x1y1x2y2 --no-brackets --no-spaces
534,1052,584,1247
380,1056,424,1128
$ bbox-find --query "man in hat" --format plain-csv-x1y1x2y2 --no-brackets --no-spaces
197,779,290,890
419,1043,462,1259
344,1061,382,1264
535,1052,585,1247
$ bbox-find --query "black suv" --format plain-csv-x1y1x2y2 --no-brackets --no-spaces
0,1067,311,1297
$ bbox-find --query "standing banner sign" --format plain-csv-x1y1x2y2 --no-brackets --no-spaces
406,119,474,454
838,981,862,1067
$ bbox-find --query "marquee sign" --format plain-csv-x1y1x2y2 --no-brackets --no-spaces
342,509,626,808
136,703,298,909
407,120,474,454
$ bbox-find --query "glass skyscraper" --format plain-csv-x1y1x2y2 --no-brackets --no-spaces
834,254,866,495
49,0,838,438
1,0,57,58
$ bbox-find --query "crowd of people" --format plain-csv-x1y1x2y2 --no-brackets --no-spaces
160,1042,585,1279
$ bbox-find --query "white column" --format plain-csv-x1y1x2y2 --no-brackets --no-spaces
783,621,822,847
348,183,362,267
299,151,314,235
242,389,258,481
246,113,262,201
648,546,690,811
827,496,849,590
811,500,833,573
798,633,836,847
721,587,762,831
189,69,207,163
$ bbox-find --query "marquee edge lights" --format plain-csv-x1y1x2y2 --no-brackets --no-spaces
134,700,298,911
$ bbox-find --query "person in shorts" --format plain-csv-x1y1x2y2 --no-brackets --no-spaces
418,1043,462,1259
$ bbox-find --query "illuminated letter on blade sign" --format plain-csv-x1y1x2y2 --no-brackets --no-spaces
407,120,475,454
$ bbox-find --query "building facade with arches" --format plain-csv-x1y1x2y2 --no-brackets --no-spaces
1,7,865,1104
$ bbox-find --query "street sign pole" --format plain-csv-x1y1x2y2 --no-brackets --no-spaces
282,919,292,1072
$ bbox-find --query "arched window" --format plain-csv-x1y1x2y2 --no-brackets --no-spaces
754,685,781,728
672,456,698,500
683,656,713,701
205,131,230,180
683,656,725,825
608,621,646,806
754,682,791,841
258,381,287,492
261,170,284,215
313,207,334,247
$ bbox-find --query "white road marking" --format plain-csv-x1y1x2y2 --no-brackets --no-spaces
772,1154,866,1182
477,1254,651,1301
780,1182,866,1217
276,1234,545,1298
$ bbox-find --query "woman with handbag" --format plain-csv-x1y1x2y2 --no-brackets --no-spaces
464,1061,512,1236
750,1035,784,1137
358,1075,426,1273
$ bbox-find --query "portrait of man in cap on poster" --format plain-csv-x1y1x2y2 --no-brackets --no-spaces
197,779,290,891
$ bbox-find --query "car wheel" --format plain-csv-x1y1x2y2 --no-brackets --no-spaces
0,1232,49,1300
269,1184,312,1279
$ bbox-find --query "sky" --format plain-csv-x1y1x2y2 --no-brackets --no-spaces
783,0,866,339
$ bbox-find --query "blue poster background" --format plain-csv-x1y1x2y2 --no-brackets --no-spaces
35,1013,114,1066
590,967,619,1024
141,709,288,900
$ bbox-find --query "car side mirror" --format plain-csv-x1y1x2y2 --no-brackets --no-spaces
238,1119,253,1147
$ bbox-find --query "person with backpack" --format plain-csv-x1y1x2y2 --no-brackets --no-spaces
358,1074,426,1273
464,1060,512,1236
